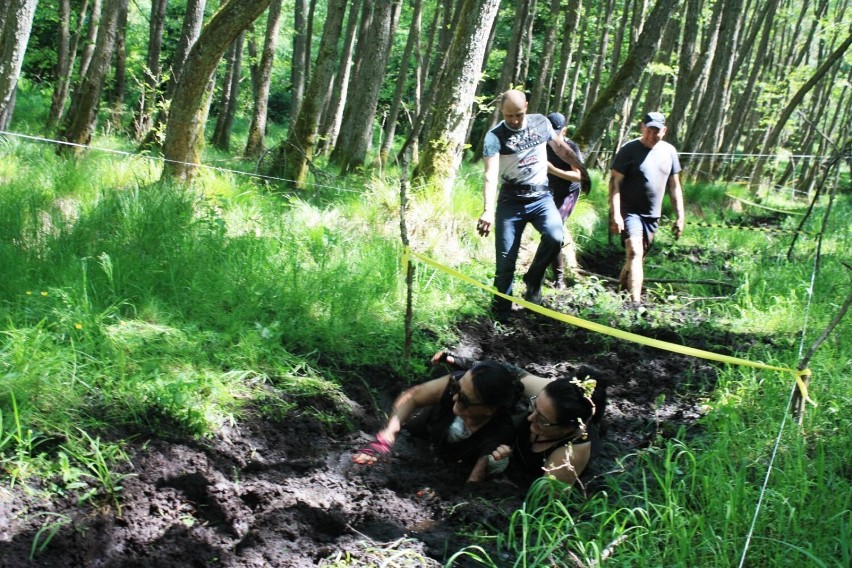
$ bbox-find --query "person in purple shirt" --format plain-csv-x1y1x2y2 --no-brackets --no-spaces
609,112,685,306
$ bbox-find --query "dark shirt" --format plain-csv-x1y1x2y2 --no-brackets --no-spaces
611,139,681,217
416,372,516,466
511,417,590,482
546,137,583,201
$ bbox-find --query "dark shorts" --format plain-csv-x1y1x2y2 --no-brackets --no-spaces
621,213,659,252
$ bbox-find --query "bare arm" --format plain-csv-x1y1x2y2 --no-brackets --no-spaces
609,170,625,234
544,442,591,485
477,154,499,236
520,373,554,398
466,455,491,483
548,137,591,194
547,160,581,183
374,376,449,446
667,173,685,239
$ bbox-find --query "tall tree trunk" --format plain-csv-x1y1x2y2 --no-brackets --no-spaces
46,0,72,129
139,0,207,149
78,0,103,80
330,0,401,173
245,0,283,159
395,0,457,165
720,0,779,156
413,0,447,154
379,0,423,166
562,3,586,123
0,88,14,131
291,0,308,129
413,0,501,196
581,0,615,123
161,0,272,182
347,0,374,98
418,1,441,103
528,0,561,113
211,32,245,151
247,28,259,102
551,0,582,112
473,1,531,161
641,9,679,115
573,0,677,151
274,0,347,187
0,0,39,122
132,0,168,141
609,0,632,72
108,2,128,132
435,0,457,71
318,0,362,155
58,0,127,153
518,0,537,85
683,0,743,159
666,0,713,149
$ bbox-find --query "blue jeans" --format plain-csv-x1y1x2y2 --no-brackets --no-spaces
493,193,564,314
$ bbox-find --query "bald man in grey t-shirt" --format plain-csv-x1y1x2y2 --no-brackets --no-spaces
609,112,685,306
478,90,589,320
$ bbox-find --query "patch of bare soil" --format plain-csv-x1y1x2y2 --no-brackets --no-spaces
1,256,729,567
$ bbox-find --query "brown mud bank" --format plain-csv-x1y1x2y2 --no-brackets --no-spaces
1,302,721,566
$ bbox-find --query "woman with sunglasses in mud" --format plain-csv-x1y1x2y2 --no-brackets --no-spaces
427,352,607,487
499,372,605,487
352,359,523,483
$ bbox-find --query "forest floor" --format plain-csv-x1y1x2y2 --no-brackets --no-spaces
0,247,731,567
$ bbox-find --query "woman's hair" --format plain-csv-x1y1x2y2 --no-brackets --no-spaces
543,376,607,428
469,361,524,411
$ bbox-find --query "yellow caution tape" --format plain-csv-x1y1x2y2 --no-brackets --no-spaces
404,247,815,407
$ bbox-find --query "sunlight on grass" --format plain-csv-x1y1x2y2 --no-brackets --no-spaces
0,139,849,565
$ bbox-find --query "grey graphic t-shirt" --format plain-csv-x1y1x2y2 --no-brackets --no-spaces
484,114,554,187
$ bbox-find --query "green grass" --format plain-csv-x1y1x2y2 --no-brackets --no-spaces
1,128,850,567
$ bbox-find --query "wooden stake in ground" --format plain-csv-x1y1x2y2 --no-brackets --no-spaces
793,286,852,423
398,156,414,362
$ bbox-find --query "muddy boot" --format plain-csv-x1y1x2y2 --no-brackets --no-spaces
551,253,566,290
562,231,579,285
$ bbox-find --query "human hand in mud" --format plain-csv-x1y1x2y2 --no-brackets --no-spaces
352,432,393,465
491,444,512,464
609,212,624,235
476,211,493,237
430,350,475,370
672,217,684,240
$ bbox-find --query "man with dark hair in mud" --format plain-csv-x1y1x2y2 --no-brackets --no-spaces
476,89,590,322
609,111,685,307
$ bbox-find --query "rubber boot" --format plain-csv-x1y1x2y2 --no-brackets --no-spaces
551,253,566,290
563,230,579,285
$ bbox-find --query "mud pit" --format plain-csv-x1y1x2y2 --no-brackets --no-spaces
1,260,722,567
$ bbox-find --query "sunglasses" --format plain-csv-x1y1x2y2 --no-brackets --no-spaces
448,374,488,409
528,395,559,427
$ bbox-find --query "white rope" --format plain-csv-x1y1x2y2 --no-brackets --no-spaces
0,128,481,194
737,229,821,568
0,129,367,193
587,149,828,160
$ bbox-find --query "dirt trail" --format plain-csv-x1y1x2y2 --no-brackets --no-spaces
1,281,720,566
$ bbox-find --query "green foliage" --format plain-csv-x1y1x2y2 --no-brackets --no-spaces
1,116,850,567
